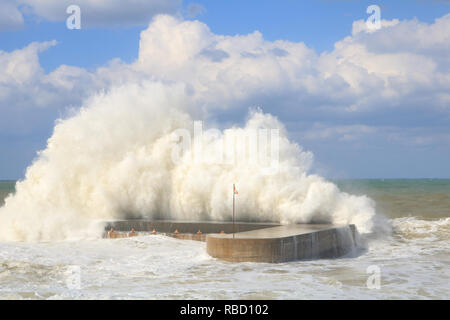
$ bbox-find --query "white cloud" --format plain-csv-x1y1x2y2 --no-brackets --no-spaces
302,124,377,142
0,40,97,136
351,18,400,35
0,40,56,85
18,0,181,27
185,2,206,19
0,0,25,31
134,15,319,112
145,15,450,122
1,13,450,150
353,15,450,55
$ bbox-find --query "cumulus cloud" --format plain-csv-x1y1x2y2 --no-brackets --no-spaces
0,40,56,85
132,14,450,119
1,13,450,177
0,40,95,135
0,0,25,31
15,0,181,27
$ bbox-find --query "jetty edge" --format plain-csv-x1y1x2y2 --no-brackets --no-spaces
103,220,359,263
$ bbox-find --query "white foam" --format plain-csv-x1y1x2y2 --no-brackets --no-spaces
0,217,448,299
0,82,385,241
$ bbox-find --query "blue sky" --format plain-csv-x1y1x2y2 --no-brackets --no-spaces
0,0,449,179
2,0,449,72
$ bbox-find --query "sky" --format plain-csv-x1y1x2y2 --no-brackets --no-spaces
0,0,449,179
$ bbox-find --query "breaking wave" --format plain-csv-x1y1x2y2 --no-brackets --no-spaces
0,82,389,241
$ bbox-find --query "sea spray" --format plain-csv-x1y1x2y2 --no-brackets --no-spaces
0,82,387,241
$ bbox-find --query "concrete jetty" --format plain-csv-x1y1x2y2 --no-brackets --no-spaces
104,220,279,235
104,220,358,263
206,224,357,262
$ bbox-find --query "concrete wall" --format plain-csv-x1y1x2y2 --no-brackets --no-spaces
103,220,359,263
104,220,279,234
206,225,358,263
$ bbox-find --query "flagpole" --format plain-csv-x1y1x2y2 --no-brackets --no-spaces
232,184,235,239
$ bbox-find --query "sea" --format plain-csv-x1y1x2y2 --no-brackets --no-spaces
0,179,448,299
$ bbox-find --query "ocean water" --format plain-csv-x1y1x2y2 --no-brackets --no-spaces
0,179,449,299
0,181,14,207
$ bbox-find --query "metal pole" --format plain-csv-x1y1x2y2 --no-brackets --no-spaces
233,184,235,239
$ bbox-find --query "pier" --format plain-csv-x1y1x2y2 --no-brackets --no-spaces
104,220,358,263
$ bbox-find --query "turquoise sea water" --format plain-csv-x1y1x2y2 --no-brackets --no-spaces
335,179,450,220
